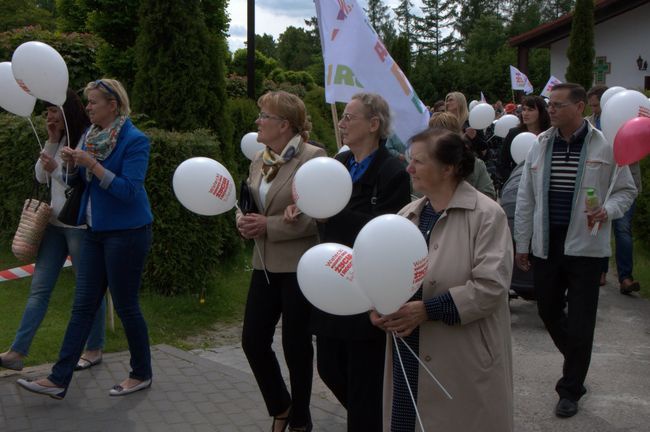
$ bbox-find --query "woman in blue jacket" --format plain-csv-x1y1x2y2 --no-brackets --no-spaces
17,78,154,399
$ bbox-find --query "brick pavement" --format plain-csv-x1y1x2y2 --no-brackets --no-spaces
0,344,346,432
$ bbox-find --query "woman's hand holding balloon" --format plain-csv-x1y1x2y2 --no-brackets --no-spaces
237,213,267,239
39,152,58,173
381,301,428,337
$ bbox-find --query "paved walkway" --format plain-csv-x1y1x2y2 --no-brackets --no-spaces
2,276,650,431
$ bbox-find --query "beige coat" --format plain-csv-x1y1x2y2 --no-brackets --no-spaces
236,140,327,272
383,181,514,432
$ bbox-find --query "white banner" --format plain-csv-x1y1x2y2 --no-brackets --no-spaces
315,0,430,145
510,65,534,95
541,75,563,98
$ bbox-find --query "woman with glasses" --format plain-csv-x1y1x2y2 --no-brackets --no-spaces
304,93,411,432
0,89,106,373
237,90,326,432
498,95,550,182
17,78,154,399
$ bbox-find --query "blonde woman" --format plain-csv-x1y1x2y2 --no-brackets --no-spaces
237,91,326,432
18,79,154,399
445,91,488,157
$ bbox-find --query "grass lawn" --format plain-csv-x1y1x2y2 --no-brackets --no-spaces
0,243,251,367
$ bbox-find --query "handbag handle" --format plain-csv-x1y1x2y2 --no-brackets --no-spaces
27,177,50,211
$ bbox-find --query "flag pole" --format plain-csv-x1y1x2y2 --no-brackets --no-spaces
331,103,342,149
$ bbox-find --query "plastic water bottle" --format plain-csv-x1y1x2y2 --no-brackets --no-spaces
585,188,600,229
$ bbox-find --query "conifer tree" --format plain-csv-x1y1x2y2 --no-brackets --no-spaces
414,0,456,60
133,0,229,136
565,0,594,90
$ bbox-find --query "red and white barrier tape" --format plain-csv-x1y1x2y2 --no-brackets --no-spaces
0,257,72,283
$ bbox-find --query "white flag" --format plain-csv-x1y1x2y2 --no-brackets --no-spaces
480,91,486,102
315,0,429,145
509,65,534,95
541,75,563,98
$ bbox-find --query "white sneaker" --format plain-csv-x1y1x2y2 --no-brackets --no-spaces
16,378,66,399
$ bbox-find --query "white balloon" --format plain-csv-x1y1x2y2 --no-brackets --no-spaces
240,132,265,160
0,62,36,117
11,41,68,106
599,86,625,109
173,157,236,216
468,103,495,130
336,145,350,154
510,132,537,164
601,90,650,144
494,114,520,138
297,243,372,315
353,214,429,315
293,157,352,219
469,100,479,111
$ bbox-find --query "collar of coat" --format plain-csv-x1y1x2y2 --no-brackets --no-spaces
402,181,478,222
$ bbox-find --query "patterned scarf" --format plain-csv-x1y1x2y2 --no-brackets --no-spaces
85,115,127,180
261,134,301,182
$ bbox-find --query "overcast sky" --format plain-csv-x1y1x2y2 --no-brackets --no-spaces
227,0,425,52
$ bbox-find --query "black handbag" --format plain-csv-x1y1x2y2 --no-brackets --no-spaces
239,179,258,215
58,180,86,226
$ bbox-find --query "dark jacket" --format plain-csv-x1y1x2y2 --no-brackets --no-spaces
312,144,412,340
498,126,524,183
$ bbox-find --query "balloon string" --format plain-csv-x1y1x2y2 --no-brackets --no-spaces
235,202,270,285
27,117,43,151
60,105,71,185
392,332,426,432
591,164,621,236
397,333,453,400
27,116,51,187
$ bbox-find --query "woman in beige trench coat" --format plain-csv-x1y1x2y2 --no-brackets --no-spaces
371,127,514,432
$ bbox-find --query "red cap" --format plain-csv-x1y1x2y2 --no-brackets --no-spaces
505,103,517,114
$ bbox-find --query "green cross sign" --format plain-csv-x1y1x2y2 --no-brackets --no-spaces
594,56,611,85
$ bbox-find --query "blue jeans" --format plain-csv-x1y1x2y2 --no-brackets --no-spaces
11,224,105,356
49,224,152,388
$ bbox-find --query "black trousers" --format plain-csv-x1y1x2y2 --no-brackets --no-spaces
532,226,601,401
241,270,314,428
316,335,385,432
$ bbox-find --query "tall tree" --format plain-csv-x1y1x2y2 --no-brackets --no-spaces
393,0,415,40
414,0,456,60
389,34,412,78
133,0,229,136
454,0,495,40
542,0,575,21
254,33,277,59
565,0,594,89
507,0,543,37
365,0,395,44
277,26,319,71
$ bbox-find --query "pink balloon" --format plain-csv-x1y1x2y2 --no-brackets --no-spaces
614,117,650,166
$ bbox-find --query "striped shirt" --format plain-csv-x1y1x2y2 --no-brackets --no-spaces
549,122,588,226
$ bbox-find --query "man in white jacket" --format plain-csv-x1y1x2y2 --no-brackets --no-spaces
514,83,637,418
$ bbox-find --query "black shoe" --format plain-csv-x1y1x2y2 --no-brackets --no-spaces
555,398,578,418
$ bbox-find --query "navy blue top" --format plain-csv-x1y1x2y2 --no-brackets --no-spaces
347,150,378,182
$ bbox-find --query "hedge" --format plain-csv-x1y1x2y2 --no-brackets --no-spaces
0,113,242,296
633,157,650,246
0,26,101,92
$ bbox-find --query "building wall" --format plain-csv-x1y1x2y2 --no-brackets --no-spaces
550,3,650,90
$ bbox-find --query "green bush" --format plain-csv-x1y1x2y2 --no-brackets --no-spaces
143,128,242,296
0,26,101,92
0,113,242,296
228,97,259,180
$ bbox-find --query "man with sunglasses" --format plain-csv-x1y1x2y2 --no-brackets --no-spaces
514,83,636,418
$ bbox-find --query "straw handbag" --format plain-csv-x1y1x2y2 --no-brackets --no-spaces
12,186,52,262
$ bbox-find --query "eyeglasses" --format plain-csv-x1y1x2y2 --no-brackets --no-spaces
257,112,285,121
547,101,574,110
340,112,368,122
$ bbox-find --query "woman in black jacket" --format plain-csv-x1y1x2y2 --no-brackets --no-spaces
303,93,411,431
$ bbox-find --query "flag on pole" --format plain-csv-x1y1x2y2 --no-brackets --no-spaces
315,0,429,145
541,75,563,98
509,65,534,95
